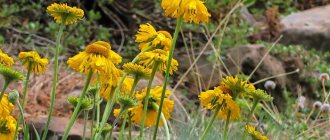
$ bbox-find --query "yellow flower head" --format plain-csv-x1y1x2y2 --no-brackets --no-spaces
123,62,152,79
18,51,49,75
221,76,255,98
0,49,14,67
0,94,14,117
100,77,133,100
162,0,211,24
199,86,240,121
129,86,174,127
47,3,84,25
135,23,172,51
217,98,241,121
67,41,123,83
0,115,19,140
137,49,178,75
245,124,269,140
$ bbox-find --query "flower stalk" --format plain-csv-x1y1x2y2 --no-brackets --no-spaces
200,102,224,140
22,62,32,109
42,19,65,140
151,102,170,140
140,61,160,139
223,111,231,140
242,99,259,140
62,70,93,140
153,17,183,140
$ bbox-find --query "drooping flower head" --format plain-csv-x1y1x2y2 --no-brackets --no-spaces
199,86,241,121
0,115,19,140
162,0,211,24
248,89,273,102
137,49,178,75
123,62,152,79
115,86,174,127
245,124,269,140
18,51,49,75
0,94,14,117
0,49,14,67
221,76,255,98
135,23,172,51
47,3,84,25
100,77,133,100
67,41,123,83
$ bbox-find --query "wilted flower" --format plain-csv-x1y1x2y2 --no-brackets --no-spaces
319,73,329,82
18,51,49,75
47,3,84,25
135,23,172,51
313,101,322,109
0,49,14,67
137,49,178,75
321,103,330,113
264,80,276,90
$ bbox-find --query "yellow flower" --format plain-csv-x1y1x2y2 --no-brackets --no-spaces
161,0,211,24
245,124,269,140
123,62,152,79
100,77,133,100
0,115,19,140
0,94,14,117
217,98,241,121
137,49,178,75
128,86,174,127
18,51,49,75
0,49,14,67
47,3,84,25
199,86,240,121
135,23,172,51
221,76,255,98
67,41,122,83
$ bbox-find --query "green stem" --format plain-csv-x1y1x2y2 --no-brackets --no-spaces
128,116,132,140
129,76,140,96
22,62,32,109
42,20,65,140
62,70,93,140
83,110,89,140
139,62,159,139
119,114,128,140
91,94,96,139
223,110,231,140
153,17,183,140
242,99,259,140
110,107,124,138
14,100,27,140
94,52,143,140
151,102,170,140
199,102,224,140
0,81,10,100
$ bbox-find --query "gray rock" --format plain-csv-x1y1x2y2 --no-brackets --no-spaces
280,5,330,51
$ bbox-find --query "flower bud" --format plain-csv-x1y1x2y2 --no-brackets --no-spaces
8,90,19,104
